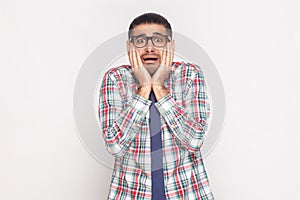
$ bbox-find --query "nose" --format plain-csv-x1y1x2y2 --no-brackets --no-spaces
144,38,155,52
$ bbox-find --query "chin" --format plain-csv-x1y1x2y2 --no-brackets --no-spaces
145,65,159,76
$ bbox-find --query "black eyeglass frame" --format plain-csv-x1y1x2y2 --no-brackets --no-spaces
129,34,172,48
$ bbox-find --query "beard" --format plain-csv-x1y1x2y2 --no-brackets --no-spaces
144,63,160,76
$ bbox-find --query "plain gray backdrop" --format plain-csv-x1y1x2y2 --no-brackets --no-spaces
1,0,299,199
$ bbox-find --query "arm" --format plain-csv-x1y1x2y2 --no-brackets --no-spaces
155,65,211,152
98,70,152,158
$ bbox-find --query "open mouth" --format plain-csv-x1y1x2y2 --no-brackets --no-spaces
142,56,159,63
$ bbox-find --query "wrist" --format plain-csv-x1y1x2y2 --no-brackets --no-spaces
137,85,151,99
152,82,164,89
152,82,167,90
152,84,168,101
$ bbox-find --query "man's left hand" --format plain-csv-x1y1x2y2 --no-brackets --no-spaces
151,41,174,101
152,42,175,87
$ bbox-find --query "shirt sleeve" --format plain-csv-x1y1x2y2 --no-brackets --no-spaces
154,66,211,152
98,70,152,158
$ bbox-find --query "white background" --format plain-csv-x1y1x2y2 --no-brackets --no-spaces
1,0,299,199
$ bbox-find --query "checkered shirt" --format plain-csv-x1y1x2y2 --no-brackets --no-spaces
98,61,214,200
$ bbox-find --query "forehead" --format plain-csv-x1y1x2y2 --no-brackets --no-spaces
131,23,168,36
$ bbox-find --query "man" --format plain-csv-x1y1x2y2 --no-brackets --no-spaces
99,13,214,200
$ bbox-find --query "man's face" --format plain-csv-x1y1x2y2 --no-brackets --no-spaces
127,23,174,76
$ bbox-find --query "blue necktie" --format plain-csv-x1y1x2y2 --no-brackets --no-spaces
149,91,166,200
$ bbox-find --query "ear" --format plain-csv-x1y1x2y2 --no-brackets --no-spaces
171,39,175,52
126,40,130,52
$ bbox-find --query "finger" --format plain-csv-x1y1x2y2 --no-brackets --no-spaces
165,43,171,67
132,47,138,68
135,49,143,67
161,45,167,67
169,43,174,67
167,42,174,67
128,44,134,67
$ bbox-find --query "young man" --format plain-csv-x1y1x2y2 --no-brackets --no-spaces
99,13,214,200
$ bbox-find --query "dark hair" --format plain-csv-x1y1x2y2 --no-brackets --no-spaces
128,13,172,39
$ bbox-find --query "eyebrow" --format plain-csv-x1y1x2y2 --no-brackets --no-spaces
132,32,166,37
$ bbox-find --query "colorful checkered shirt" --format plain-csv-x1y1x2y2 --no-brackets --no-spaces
99,61,214,200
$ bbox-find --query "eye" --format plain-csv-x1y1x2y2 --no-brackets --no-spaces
153,36,164,43
135,37,146,44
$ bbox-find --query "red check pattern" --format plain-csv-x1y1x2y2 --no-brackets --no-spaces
99,61,214,200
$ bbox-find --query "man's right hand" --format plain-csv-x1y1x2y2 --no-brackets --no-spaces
127,43,152,87
127,43,152,99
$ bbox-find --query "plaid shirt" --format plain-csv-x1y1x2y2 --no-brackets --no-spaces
99,61,214,200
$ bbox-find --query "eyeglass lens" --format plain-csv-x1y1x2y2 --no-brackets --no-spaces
132,35,167,48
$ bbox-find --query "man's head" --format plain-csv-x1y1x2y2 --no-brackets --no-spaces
128,13,172,39
127,13,175,76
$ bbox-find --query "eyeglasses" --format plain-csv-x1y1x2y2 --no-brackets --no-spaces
129,34,171,48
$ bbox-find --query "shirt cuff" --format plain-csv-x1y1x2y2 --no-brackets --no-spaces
134,94,152,110
154,94,176,115
115,94,152,146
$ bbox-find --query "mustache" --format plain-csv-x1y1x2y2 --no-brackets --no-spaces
140,53,160,57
